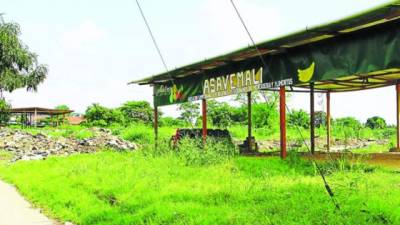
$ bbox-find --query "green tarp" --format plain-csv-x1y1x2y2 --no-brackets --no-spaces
153,18,400,106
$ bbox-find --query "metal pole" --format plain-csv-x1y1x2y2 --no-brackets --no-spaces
397,84,400,149
202,98,207,144
247,92,252,151
279,86,287,159
326,91,331,152
310,83,315,154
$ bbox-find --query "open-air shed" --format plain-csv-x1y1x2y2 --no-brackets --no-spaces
131,1,400,158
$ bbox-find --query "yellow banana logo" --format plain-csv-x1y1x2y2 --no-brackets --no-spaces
297,62,315,82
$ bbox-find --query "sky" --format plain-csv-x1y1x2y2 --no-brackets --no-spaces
1,0,396,124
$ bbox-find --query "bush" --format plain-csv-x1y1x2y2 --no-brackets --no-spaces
159,116,185,127
0,99,11,125
207,100,233,128
288,109,309,129
119,101,154,124
365,116,386,129
175,137,238,166
85,103,124,126
334,117,362,129
252,103,278,129
119,124,153,144
230,106,247,124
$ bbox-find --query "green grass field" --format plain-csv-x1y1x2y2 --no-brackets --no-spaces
0,149,399,225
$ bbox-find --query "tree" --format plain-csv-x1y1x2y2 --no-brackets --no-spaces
334,117,362,129
119,101,154,124
55,105,70,111
178,102,200,127
53,105,71,125
84,103,124,126
0,99,11,125
207,100,233,128
252,103,278,129
0,18,47,96
366,116,386,129
230,106,247,124
288,109,309,129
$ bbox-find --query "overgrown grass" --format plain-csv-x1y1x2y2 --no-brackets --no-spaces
109,123,176,145
0,149,12,166
351,144,390,154
0,147,399,225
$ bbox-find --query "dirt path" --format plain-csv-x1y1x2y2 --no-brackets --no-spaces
0,179,55,225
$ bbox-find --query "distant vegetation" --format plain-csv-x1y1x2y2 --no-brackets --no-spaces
0,18,48,124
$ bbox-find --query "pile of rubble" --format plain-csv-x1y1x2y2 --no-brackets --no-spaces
0,128,137,162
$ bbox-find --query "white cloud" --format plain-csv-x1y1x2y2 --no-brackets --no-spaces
59,20,106,50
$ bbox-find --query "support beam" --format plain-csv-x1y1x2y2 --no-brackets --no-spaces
154,105,159,148
279,86,287,159
34,108,37,128
310,83,315,154
202,98,207,144
247,92,252,152
326,91,331,152
397,84,400,149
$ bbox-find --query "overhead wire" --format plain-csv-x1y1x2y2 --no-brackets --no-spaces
229,0,340,210
135,0,173,82
135,0,341,210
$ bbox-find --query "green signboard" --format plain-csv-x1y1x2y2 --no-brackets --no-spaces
154,20,400,107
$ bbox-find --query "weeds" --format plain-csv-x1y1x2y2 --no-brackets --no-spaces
0,151,398,225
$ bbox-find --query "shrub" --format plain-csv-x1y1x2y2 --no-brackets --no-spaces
230,106,247,124
252,103,278,129
0,99,11,125
288,109,309,129
365,116,386,129
207,100,233,128
178,102,200,127
175,137,238,166
120,124,153,144
84,103,124,126
334,117,362,129
159,116,184,127
119,101,154,124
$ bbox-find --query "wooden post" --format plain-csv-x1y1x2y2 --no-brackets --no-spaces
247,92,252,151
202,98,207,144
310,83,315,154
397,84,400,149
154,105,158,147
34,108,37,127
326,91,331,152
279,86,287,159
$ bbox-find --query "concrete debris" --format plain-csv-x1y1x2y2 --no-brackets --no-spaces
0,128,137,162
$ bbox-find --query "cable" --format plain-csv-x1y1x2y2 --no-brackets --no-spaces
229,0,340,210
285,104,341,210
135,0,171,77
229,0,268,70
